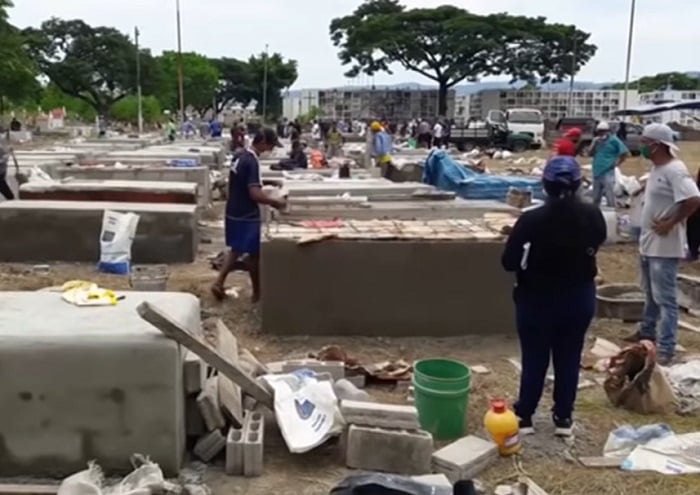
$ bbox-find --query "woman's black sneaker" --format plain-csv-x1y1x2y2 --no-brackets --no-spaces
553,415,574,437
518,417,535,436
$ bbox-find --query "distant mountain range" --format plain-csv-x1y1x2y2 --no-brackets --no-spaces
289,72,700,97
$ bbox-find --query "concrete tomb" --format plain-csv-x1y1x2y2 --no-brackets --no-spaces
19,180,198,205
0,291,198,476
0,200,198,263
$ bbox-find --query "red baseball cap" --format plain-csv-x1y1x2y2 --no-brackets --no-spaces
564,127,582,139
553,138,577,157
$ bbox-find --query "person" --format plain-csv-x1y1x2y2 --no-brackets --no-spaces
617,121,628,142
624,123,700,364
289,140,308,169
9,117,21,132
326,122,344,158
432,120,445,148
211,128,287,303
686,168,700,261
230,124,246,152
501,155,606,437
417,119,431,148
552,128,581,157
590,121,629,208
370,121,395,180
166,119,177,142
311,120,322,149
209,119,222,138
0,139,14,200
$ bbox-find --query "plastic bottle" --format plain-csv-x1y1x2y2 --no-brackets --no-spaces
483,399,521,456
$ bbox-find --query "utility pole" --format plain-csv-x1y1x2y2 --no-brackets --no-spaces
135,26,143,135
176,0,185,124
262,44,269,123
623,0,637,111
567,35,577,116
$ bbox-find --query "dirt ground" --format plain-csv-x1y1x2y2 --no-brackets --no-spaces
2,143,700,494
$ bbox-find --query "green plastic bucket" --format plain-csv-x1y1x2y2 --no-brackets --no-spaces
412,358,471,440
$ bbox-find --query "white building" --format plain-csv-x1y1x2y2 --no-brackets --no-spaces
469,88,640,121
454,94,470,122
639,90,700,128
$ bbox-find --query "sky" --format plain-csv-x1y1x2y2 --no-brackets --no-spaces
9,0,700,89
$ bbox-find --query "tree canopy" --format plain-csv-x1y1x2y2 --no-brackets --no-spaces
330,0,597,114
608,72,700,94
0,0,39,103
157,52,219,114
23,18,161,116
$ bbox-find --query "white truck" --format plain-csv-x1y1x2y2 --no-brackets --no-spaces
486,108,545,148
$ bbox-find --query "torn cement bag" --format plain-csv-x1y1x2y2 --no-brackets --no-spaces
98,209,140,275
604,341,677,414
330,473,452,495
57,455,166,495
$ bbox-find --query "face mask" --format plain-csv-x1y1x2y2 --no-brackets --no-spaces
640,144,653,160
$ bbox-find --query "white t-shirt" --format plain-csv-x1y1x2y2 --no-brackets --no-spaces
640,159,700,258
311,123,321,139
433,123,444,138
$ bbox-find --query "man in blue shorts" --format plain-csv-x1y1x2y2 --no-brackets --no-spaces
211,128,286,302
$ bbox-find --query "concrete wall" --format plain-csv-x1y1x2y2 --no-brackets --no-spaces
261,239,515,336
53,166,211,206
0,291,196,476
0,200,198,263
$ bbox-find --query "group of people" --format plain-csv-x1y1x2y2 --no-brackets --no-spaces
507,122,700,438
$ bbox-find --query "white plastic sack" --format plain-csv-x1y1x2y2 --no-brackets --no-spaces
622,431,700,475
98,210,140,275
603,424,674,458
262,370,344,453
58,457,165,495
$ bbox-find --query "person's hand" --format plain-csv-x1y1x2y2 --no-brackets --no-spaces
273,197,287,211
652,216,675,236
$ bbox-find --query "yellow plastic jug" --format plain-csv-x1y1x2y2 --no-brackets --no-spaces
483,399,521,456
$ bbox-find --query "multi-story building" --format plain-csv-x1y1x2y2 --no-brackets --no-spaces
283,86,455,122
639,90,700,128
469,88,640,122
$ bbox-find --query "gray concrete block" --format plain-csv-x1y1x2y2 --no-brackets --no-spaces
345,374,366,388
225,427,245,475
197,377,226,431
333,380,371,402
184,350,205,394
432,435,498,482
281,359,345,380
242,410,264,477
341,400,419,429
186,394,206,437
242,395,258,411
193,429,226,462
346,425,433,475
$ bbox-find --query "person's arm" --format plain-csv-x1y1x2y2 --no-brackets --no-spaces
501,215,530,272
615,137,630,167
590,206,608,247
654,169,700,235
243,157,285,209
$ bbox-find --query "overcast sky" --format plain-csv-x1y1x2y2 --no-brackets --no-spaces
9,0,699,89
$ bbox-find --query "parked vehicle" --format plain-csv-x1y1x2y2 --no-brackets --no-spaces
487,108,545,148
553,117,645,156
449,120,534,153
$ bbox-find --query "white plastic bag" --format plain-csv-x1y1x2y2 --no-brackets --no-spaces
262,370,344,453
98,210,140,275
58,457,165,495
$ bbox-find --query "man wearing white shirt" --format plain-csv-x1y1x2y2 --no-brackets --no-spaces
432,120,444,148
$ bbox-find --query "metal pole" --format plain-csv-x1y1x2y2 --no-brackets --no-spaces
623,0,637,111
176,0,185,124
262,44,269,123
567,35,577,115
135,26,143,135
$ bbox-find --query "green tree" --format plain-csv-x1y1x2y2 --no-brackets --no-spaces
0,0,39,105
110,95,162,124
157,51,219,114
330,0,597,115
38,83,96,120
608,72,700,93
23,18,160,116
210,53,297,118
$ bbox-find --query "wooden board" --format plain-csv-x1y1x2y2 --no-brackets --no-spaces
679,320,700,334
578,456,624,468
137,301,273,409
215,319,243,426
0,485,58,495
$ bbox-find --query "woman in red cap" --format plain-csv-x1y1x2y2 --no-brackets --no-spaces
552,128,582,157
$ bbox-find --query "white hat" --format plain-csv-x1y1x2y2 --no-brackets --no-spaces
642,123,679,157
596,121,610,131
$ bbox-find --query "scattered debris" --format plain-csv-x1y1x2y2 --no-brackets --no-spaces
471,365,491,375
578,456,624,468
432,435,498,483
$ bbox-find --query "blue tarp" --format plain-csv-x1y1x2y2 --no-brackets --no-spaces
422,149,543,201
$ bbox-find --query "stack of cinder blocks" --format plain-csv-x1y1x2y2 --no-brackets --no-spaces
340,399,433,474
226,408,264,476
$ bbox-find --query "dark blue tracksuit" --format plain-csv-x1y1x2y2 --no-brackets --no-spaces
501,198,606,420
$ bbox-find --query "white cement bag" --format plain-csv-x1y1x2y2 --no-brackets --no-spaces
58,458,165,495
262,369,344,453
98,210,140,275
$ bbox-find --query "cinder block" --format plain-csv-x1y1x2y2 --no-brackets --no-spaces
225,427,245,475
345,374,366,388
340,400,419,430
242,410,264,477
282,359,345,380
242,395,257,411
184,350,205,394
197,377,226,431
345,425,433,475
186,394,206,437
193,429,226,462
432,435,498,482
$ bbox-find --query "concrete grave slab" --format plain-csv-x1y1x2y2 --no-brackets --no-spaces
340,400,419,430
432,435,498,482
345,425,433,475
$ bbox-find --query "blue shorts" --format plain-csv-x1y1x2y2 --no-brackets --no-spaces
225,218,261,255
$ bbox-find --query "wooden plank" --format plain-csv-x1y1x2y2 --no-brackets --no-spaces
0,485,58,495
215,319,243,426
137,301,273,409
578,456,624,468
679,320,700,334
521,477,549,495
